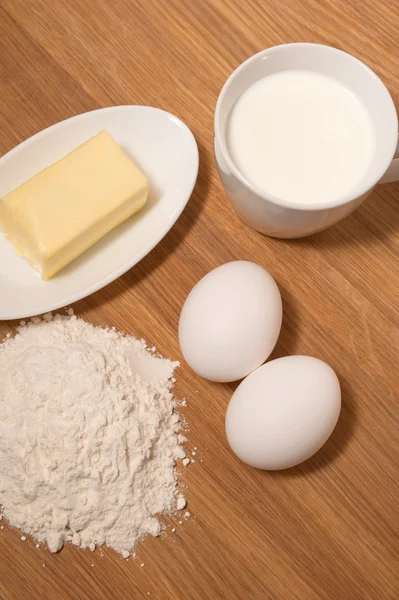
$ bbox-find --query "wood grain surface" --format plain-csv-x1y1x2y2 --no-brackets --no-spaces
0,1,398,599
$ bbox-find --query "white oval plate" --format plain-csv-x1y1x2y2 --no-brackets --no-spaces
0,106,199,320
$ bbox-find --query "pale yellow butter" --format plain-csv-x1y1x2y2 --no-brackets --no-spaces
0,131,148,279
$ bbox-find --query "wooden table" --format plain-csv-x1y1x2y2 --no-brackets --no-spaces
0,1,398,598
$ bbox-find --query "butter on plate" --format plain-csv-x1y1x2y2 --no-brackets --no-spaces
0,131,148,280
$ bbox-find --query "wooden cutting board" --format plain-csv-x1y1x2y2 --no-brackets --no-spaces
0,1,398,598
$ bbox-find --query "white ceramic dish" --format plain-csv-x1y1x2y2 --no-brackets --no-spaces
0,106,199,320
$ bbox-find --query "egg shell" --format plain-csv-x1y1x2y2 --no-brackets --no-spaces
178,261,282,382
225,356,341,470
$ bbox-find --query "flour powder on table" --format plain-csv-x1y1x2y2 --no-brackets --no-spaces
0,313,186,555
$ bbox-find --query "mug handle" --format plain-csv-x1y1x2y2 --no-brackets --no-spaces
379,140,399,183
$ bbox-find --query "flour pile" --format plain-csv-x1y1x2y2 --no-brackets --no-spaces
0,313,185,555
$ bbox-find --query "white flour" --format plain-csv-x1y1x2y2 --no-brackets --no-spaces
0,312,186,555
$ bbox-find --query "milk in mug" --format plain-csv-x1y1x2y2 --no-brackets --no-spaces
227,70,375,205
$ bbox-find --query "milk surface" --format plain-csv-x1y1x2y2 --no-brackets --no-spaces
227,70,375,204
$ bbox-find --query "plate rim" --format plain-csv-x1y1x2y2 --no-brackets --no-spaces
0,105,199,321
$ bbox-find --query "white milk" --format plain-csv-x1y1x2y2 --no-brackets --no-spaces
227,70,375,204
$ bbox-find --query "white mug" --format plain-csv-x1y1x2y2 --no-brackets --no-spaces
214,43,399,238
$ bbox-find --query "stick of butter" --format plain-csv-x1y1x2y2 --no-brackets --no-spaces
0,131,148,280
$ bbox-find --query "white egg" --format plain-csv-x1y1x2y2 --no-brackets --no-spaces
178,261,282,382
225,356,341,470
